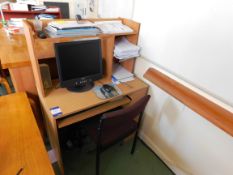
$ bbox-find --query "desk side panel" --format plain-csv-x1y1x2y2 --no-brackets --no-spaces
40,102,64,174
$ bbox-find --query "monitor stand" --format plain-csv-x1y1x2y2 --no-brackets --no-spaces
67,81,94,92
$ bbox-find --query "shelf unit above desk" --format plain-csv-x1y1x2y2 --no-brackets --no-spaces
23,18,140,97
1,9,62,20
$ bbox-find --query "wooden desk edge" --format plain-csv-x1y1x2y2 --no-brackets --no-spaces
1,60,31,69
0,92,55,175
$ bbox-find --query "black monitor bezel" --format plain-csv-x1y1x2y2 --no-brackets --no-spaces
54,38,103,89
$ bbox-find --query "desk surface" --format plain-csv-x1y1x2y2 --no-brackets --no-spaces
0,92,55,175
41,78,148,118
0,27,30,69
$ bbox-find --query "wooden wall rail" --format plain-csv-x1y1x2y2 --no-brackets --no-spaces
144,67,233,137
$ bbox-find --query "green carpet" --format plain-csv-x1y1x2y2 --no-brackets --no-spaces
54,139,174,175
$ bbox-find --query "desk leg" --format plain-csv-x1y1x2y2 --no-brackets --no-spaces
42,107,65,175
9,66,37,95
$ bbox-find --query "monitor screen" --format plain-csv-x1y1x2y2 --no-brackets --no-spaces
54,38,103,92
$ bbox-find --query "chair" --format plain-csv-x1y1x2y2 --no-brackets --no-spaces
87,95,150,175
0,60,12,94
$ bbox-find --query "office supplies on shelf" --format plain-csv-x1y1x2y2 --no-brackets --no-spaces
94,20,133,34
112,64,135,83
114,37,140,60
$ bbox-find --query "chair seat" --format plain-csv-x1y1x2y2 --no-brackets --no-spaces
87,119,137,147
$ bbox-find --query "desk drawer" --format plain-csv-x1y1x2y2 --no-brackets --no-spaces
57,96,131,128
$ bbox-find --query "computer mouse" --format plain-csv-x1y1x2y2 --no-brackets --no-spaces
102,84,114,93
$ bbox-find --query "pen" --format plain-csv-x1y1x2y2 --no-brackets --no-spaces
16,167,23,175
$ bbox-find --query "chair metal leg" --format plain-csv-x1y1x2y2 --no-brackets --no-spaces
96,146,100,175
131,112,143,154
131,132,138,154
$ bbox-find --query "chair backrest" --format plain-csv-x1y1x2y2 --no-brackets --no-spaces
0,60,12,94
98,95,150,140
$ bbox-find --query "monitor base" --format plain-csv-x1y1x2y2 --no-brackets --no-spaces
67,81,94,92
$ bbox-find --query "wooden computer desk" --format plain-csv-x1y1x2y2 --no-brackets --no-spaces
0,92,55,175
23,18,149,174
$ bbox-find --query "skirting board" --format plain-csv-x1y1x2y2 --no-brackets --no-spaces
139,131,192,175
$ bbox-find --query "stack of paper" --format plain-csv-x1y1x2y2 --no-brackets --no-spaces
114,37,140,61
48,20,95,30
31,5,46,11
94,20,133,34
112,64,134,83
45,7,59,12
45,21,101,38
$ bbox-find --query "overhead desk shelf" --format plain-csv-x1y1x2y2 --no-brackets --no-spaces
23,18,141,97
1,8,62,20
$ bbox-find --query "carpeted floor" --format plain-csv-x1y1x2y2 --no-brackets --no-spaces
53,139,174,175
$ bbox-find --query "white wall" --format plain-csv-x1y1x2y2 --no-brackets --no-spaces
135,58,233,175
98,0,134,18
131,0,233,174
133,0,233,106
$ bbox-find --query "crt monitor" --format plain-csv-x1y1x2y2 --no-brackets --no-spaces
54,38,103,92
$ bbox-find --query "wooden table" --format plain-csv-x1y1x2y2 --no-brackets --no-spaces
0,92,55,175
0,27,36,95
